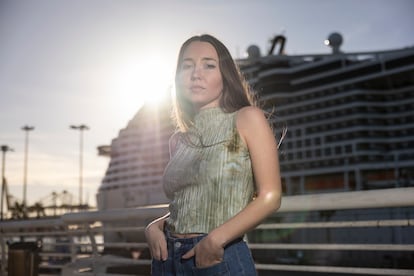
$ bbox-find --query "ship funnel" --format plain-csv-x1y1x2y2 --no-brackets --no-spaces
268,35,286,55
325,32,343,54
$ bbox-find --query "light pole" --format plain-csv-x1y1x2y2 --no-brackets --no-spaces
21,125,34,208
70,124,89,206
1,145,13,220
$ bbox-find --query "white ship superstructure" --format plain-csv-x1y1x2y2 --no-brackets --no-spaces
97,100,174,211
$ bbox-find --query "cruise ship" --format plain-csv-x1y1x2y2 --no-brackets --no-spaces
94,33,414,269
98,32,413,209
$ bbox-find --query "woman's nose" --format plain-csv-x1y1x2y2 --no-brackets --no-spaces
191,65,202,80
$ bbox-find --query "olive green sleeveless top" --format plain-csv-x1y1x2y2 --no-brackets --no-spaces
163,107,254,234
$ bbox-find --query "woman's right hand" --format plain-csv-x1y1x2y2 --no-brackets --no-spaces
145,220,168,261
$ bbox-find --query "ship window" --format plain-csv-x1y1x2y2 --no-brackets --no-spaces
315,149,321,157
335,146,342,154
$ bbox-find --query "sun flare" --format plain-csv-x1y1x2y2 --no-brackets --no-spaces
110,54,175,119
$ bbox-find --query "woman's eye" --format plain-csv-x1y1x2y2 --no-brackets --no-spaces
181,63,193,70
205,63,216,69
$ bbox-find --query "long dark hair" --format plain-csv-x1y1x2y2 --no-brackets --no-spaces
173,34,257,131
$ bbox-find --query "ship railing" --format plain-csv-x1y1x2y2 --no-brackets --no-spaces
1,187,413,276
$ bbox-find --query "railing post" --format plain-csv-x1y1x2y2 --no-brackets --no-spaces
67,226,78,263
0,234,6,276
85,224,98,257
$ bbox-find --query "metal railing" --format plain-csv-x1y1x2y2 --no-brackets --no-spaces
1,187,413,276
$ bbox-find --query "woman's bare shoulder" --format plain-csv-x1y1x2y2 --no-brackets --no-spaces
235,106,271,144
236,106,267,126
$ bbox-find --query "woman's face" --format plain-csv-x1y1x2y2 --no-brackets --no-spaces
177,41,224,110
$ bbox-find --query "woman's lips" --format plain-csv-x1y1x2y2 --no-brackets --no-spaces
190,85,205,92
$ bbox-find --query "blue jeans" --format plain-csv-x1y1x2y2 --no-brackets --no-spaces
151,231,257,275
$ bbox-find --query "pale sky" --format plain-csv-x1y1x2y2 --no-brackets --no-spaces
1,0,413,207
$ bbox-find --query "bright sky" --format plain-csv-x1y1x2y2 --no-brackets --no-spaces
1,0,413,207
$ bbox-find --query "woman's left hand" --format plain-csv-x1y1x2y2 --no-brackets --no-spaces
181,234,224,268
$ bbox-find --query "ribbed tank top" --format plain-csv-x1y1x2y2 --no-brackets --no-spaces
163,107,254,234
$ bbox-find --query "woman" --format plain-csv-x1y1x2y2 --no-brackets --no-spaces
145,34,282,275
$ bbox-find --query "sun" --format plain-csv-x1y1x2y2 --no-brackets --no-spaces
109,54,175,119
137,56,174,104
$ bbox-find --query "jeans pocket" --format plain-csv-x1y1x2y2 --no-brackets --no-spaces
151,259,164,276
192,261,229,276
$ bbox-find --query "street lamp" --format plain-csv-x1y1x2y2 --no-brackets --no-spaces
70,124,89,206
21,125,34,208
1,145,14,220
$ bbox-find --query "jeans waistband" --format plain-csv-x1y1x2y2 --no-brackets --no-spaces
164,229,243,248
165,229,206,244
